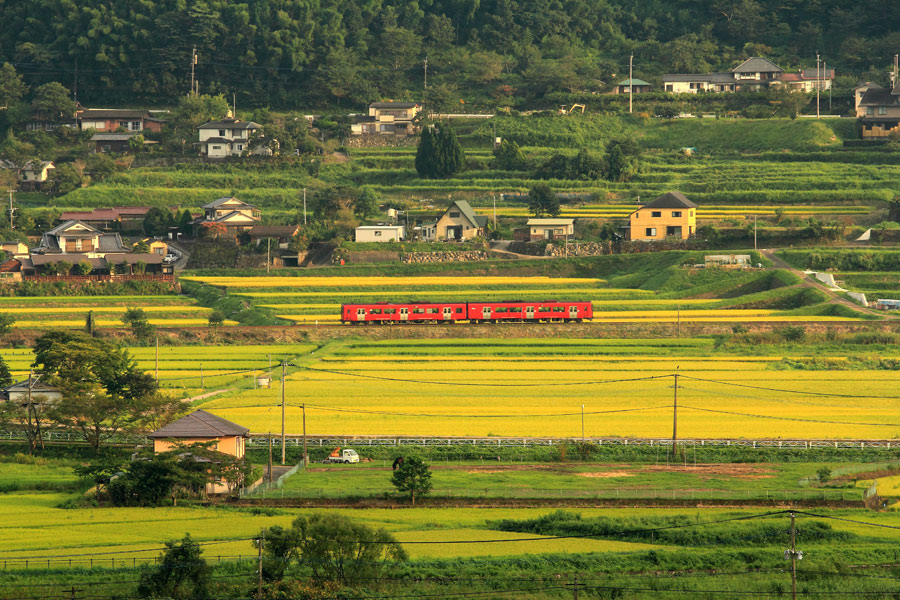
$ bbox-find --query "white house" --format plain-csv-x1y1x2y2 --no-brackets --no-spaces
197,116,262,158
525,218,575,241
355,225,405,242
2,377,63,404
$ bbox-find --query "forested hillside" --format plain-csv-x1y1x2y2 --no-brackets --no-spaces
1,0,898,109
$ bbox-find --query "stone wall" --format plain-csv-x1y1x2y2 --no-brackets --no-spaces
401,251,490,263
546,241,612,257
345,135,418,149
334,250,401,264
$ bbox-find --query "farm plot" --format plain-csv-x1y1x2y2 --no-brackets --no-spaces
200,338,900,439
0,296,238,329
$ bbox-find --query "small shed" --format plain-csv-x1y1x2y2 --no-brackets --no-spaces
615,79,651,94
355,225,405,242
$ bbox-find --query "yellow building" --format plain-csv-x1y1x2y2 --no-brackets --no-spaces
628,192,697,241
148,410,249,495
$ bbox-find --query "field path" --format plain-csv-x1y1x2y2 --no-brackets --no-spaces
185,388,232,402
762,249,896,319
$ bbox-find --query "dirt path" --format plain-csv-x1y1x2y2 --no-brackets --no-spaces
762,249,895,319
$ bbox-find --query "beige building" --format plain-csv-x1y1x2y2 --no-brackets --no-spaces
523,218,574,241
193,197,261,236
355,225,405,242
18,161,55,190
1,377,63,404
428,200,487,241
351,102,421,136
663,57,784,94
148,410,249,495
856,84,900,138
628,192,697,241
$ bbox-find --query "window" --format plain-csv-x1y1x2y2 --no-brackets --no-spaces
651,211,662,218
75,239,82,251
690,82,702,90
455,307,463,313
645,227,657,236
131,121,141,130
449,211,460,218
212,145,221,150
879,106,888,116
672,211,682,217
866,107,874,116
369,308,382,315
118,121,129,128
237,144,243,151
665,84,673,92
374,231,382,236
219,129,226,136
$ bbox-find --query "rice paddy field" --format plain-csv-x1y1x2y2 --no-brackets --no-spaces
184,270,870,324
187,337,900,440
0,295,238,329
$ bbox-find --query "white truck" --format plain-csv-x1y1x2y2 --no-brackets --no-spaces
325,448,359,464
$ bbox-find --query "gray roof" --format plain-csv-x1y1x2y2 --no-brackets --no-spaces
642,191,697,210
800,68,834,79
46,220,101,236
97,233,128,252
91,133,141,141
202,196,256,210
733,57,782,74
3,377,59,394
81,109,150,119
29,254,106,267
859,88,898,107
446,200,486,228
370,102,419,109
148,410,249,439
198,119,260,130
248,225,300,238
617,79,650,86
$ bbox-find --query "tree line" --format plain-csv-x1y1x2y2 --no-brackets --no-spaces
1,0,898,110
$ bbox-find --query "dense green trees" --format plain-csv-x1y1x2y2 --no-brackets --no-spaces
415,124,465,178
527,183,561,218
1,1,889,109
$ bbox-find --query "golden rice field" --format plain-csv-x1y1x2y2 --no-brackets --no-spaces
199,339,900,440
443,205,870,219
183,276,605,288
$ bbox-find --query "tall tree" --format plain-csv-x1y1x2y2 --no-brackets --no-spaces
31,82,75,122
528,183,560,217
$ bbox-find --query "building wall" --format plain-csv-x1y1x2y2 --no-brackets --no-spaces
355,227,404,242
62,237,97,252
153,435,244,458
629,208,696,241
435,212,480,240
530,224,573,240
861,122,900,139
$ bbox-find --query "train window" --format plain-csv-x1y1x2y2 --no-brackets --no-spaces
553,306,564,312
539,306,550,311
385,308,396,314
413,308,425,314
455,307,463,313
496,307,508,313
427,308,438,314
370,308,382,314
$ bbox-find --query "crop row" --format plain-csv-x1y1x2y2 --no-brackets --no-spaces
185,276,606,288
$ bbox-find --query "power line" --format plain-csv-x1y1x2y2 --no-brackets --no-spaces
678,405,900,428
680,375,900,400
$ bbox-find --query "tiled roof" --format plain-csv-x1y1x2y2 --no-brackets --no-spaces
46,220,101,236
149,410,249,439
202,196,256,210
80,109,149,119
248,225,300,238
197,119,261,130
617,79,650,86
733,57,782,73
642,191,697,210
370,102,419,109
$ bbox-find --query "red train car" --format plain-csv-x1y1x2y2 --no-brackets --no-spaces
341,302,468,324
467,301,592,322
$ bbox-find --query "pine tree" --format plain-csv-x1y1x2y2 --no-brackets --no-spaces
415,124,465,179
414,126,436,178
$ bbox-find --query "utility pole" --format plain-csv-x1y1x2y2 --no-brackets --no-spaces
7,188,15,230
826,60,831,112
671,371,679,459
199,362,204,390
629,54,634,114
266,237,270,274
423,56,428,118
281,362,286,465
492,194,497,226
190,46,198,95
786,511,802,600
267,433,273,483
580,404,584,442
754,214,758,251
567,575,579,600
257,532,264,598
155,337,159,382
816,52,821,119
302,188,307,225
302,403,308,466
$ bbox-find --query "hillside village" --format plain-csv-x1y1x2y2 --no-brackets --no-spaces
3,1,900,599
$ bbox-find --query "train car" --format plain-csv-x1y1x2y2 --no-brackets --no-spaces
467,301,592,323
341,302,468,324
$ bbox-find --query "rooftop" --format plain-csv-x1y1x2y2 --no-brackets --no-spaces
148,410,250,439
641,191,697,210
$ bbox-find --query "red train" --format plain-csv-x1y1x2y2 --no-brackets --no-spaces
341,301,593,324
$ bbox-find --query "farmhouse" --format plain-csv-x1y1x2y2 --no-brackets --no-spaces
518,218,575,242
91,133,158,153
18,161,55,191
351,102,421,136
57,207,151,232
148,410,249,495
248,225,300,249
856,84,900,138
193,197,261,237
427,200,487,241
627,192,697,241
197,116,262,157
355,225,405,242
79,108,165,133
1,377,62,404
662,57,786,93
613,79,651,94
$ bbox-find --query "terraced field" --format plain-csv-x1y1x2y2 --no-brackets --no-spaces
0,295,237,329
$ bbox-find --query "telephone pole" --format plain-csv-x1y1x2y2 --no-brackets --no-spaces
785,511,804,600
190,46,198,95
302,403,308,466
155,337,159,382
628,54,634,114
7,188,15,230
302,188,307,225
816,52,821,119
257,532,264,598
580,404,584,442
281,361,286,465
671,371,679,459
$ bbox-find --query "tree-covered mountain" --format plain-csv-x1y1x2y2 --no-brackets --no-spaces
1,0,898,109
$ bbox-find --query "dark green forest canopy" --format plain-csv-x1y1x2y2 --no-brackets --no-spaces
1,0,899,108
